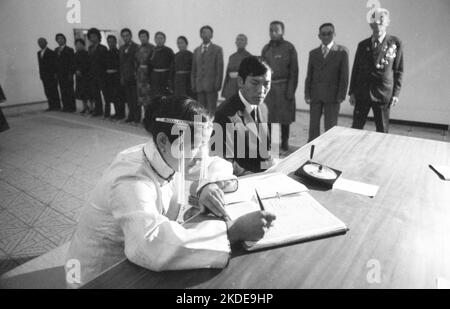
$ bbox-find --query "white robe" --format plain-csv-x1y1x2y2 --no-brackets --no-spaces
65,140,233,288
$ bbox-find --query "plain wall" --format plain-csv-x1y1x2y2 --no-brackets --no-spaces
0,0,121,106
1,0,449,125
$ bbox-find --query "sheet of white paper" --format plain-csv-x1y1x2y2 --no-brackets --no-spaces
333,178,379,198
430,164,450,180
436,277,450,289
224,172,308,205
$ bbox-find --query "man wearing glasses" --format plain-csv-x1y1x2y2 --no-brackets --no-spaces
304,23,349,142
349,8,404,133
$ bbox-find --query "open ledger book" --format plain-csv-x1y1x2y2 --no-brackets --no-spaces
224,173,348,251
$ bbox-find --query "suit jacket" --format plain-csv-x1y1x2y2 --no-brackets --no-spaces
37,48,57,81
106,48,120,71
55,46,76,77
191,43,224,93
349,34,404,105
305,43,349,104
119,42,139,83
88,44,108,81
214,93,271,174
74,50,90,76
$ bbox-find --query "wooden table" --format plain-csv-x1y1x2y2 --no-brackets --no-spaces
84,127,450,289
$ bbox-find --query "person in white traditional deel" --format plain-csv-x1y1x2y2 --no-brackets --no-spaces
65,95,276,288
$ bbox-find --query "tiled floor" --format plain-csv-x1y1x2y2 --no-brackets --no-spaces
0,104,448,275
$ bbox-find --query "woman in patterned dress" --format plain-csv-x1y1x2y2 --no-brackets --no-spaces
135,30,154,108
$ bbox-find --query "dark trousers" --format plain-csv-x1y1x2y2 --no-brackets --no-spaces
308,101,341,142
352,101,391,133
197,92,218,115
42,77,61,110
57,74,76,111
124,80,140,123
90,77,107,115
281,124,290,144
105,73,125,118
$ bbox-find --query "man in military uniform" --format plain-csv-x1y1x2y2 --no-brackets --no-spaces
349,8,404,133
262,21,299,152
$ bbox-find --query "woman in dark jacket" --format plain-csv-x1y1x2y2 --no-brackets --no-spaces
74,39,91,113
171,36,194,98
148,32,174,97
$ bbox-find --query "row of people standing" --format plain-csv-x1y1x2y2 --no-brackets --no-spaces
38,15,401,151
37,24,298,149
36,28,194,124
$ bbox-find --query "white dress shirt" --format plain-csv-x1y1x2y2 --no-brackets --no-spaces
321,41,334,58
372,32,387,46
239,90,258,122
65,139,233,288
40,47,47,59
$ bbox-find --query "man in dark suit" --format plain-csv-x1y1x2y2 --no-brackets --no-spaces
37,38,60,111
191,25,224,115
305,23,349,142
105,35,125,119
214,56,274,176
55,33,76,112
119,28,140,123
87,28,108,117
349,8,404,133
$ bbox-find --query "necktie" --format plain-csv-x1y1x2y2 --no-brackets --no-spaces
372,40,379,50
202,45,207,54
250,107,258,122
322,46,329,59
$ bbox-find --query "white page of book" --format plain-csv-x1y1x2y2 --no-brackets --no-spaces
225,172,308,205
225,192,347,250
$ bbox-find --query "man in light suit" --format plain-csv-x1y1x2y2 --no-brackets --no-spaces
191,25,224,115
305,23,349,142
349,8,404,133
37,38,61,111
214,56,274,176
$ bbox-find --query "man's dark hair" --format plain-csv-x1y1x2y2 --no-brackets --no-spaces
87,28,102,41
75,38,85,46
319,23,335,33
155,31,166,40
138,29,149,38
107,35,117,42
270,21,285,32
143,96,211,143
177,36,189,45
120,28,132,36
200,25,214,35
238,56,272,83
55,33,67,42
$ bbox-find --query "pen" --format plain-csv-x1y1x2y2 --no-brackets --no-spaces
310,145,315,160
255,189,265,211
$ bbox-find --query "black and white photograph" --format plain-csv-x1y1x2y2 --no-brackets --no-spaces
0,0,449,293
